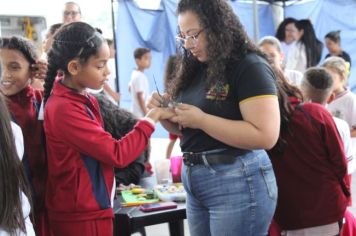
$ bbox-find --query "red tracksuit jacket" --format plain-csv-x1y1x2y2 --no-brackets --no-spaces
44,80,154,222
269,98,349,230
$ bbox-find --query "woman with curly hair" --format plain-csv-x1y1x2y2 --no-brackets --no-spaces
147,0,279,235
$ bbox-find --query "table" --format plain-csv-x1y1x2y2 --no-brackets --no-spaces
113,177,187,236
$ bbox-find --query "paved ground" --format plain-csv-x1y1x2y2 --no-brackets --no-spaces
131,139,356,236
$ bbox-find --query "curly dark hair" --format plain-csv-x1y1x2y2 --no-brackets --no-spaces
92,93,150,158
92,93,148,184
0,36,38,65
164,55,177,93
43,22,106,105
172,0,262,98
93,93,139,139
272,66,303,152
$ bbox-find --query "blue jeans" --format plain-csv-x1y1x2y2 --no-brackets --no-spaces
182,149,277,236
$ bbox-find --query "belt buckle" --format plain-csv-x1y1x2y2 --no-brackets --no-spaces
183,152,195,166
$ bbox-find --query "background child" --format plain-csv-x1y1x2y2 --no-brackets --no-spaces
43,22,173,236
268,68,349,235
258,36,303,87
103,39,120,105
43,23,63,55
128,47,151,117
324,30,352,67
301,67,355,205
322,57,356,156
275,17,298,61
0,36,49,236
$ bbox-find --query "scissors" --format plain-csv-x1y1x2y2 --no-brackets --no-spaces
153,74,177,108
153,74,163,98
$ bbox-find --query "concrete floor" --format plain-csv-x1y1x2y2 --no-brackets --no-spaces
132,139,356,236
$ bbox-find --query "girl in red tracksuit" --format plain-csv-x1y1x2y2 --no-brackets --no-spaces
0,36,49,236
43,22,174,236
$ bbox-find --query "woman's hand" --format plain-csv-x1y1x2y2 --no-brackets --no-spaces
31,59,48,80
173,103,205,129
147,92,163,109
147,92,173,109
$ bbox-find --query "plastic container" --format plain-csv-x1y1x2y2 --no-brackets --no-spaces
170,156,183,183
154,183,186,202
154,159,171,184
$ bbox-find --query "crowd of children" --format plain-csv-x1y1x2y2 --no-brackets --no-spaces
0,1,355,236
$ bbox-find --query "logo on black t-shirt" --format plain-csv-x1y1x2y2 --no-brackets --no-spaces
206,82,229,101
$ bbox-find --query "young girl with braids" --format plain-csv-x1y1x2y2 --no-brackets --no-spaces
0,36,49,236
43,22,174,235
0,91,35,236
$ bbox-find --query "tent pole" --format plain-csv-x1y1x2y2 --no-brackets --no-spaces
111,0,120,93
252,0,259,42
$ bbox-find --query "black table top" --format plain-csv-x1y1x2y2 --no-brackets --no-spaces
113,176,187,235
114,176,186,218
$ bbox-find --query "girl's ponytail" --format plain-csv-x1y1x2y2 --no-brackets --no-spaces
43,49,61,105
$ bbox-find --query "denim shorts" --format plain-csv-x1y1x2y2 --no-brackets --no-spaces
181,149,277,236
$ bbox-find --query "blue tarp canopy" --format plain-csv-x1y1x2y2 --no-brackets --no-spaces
115,0,356,138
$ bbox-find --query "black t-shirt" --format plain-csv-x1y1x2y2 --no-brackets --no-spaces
325,51,352,67
176,53,277,152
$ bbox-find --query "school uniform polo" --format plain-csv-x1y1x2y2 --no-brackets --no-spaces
44,80,154,224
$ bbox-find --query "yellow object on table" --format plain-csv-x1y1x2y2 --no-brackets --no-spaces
121,190,159,207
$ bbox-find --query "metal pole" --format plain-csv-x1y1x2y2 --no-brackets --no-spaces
111,0,120,92
252,0,259,42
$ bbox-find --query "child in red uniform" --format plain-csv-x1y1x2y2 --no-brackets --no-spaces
43,22,174,236
268,69,349,235
0,36,49,236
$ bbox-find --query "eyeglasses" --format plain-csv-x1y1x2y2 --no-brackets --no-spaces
63,11,80,17
175,28,204,47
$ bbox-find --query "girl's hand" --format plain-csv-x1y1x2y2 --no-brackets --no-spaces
173,103,205,129
146,107,176,123
31,60,48,80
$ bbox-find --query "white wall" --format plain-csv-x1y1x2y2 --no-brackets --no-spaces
0,0,114,39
